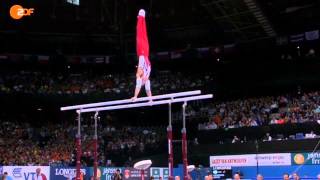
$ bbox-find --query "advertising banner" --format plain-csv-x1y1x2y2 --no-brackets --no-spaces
292,152,320,165
232,165,320,179
50,167,89,180
100,167,123,180
122,168,150,180
150,167,169,180
211,167,232,179
210,153,291,167
3,166,50,180
256,153,291,166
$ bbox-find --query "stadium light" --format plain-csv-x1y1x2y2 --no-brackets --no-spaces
67,0,80,6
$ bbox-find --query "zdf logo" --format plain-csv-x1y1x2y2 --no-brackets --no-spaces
10,5,34,20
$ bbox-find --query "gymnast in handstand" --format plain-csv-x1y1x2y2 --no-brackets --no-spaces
132,9,152,101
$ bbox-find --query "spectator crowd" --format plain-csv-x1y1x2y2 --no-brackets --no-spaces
1,70,320,167
0,118,165,166
0,71,214,96
1,90,320,166
0,120,73,166
198,91,320,130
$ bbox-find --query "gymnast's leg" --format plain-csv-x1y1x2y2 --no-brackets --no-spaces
132,67,144,101
144,78,152,98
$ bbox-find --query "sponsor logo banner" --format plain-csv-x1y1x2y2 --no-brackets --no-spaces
211,167,232,179
50,167,88,180
122,168,150,180
210,153,291,167
292,152,320,165
3,166,50,180
100,167,123,180
150,167,169,180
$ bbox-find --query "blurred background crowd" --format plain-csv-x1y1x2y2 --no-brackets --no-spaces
0,71,214,96
1,74,320,166
0,118,166,166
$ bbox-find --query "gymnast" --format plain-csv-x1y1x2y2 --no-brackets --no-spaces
132,9,152,101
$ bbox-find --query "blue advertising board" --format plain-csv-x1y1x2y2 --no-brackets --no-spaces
50,167,89,180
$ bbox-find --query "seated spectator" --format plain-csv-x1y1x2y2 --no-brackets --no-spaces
206,122,218,130
205,173,213,180
2,172,13,180
232,136,240,144
263,133,272,142
292,173,300,180
256,174,263,180
194,138,199,145
233,173,241,180
283,173,289,180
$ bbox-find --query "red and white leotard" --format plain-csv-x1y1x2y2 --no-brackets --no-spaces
136,10,151,80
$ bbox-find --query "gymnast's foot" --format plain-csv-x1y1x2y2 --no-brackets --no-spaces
146,91,153,103
148,99,153,106
131,96,138,102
